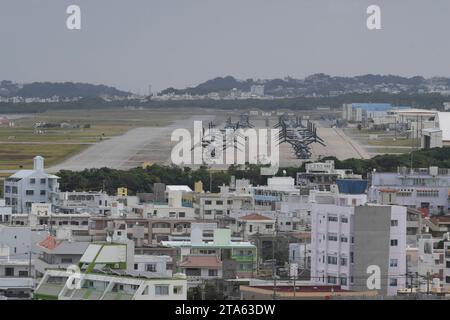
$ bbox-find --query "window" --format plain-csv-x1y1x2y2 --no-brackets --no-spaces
266,224,273,229
341,217,348,223
328,233,338,241
390,259,398,267
134,264,138,270
204,210,212,215
30,178,35,184
340,236,348,243
61,258,73,264
391,239,398,247
179,212,186,218
146,264,157,272
40,178,46,184
340,257,347,266
204,200,212,205
173,286,183,295
12,187,18,194
26,190,34,196
327,256,338,265
5,267,14,277
155,285,169,296
227,200,233,205
208,269,218,277
389,278,398,287
327,276,337,284
18,270,28,277
40,190,46,196
391,220,398,227
340,277,347,286
5,186,10,193
216,200,223,205
186,268,201,276
328,215,338,222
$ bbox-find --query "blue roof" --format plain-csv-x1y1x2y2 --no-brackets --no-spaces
336,179,368,194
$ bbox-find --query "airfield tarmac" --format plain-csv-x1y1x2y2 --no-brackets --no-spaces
39,110,371,172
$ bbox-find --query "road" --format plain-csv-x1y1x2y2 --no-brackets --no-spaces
310,124,371,160
47,115,215,172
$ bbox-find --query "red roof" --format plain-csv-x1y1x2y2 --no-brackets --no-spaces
239,213,273,221
179,255,222,269
38,235,61,250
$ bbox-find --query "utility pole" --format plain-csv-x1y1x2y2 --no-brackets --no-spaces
293,272,296,298
426,271,430,295
272,214,278,300
28,249,32,276
209,171,212,193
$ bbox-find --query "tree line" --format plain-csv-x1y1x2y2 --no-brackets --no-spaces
56,147,450,195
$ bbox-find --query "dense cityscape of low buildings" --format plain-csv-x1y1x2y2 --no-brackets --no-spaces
1,155,450,300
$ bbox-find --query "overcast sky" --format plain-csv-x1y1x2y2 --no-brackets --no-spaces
1,0,450,93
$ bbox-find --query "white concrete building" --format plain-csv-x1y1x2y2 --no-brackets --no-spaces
0,254,35,300
0,224,47,260
141,191,195,220
289,242,311,270
369,166,450,216
236,213,275,236
310,204,407,296
133,255,173,278
35,269,187,300
179,255,223,287
4,156,59,214
0,200,12,224
195,185,254,220
251,177,299,209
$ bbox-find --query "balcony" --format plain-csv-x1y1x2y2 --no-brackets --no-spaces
232,255,256,263
0,277,34,290
152,228,171,234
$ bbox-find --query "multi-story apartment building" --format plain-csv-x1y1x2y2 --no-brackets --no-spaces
250,177,299,209
0,200,12,224
179,255,223,288
4,156,59,214
417,234,450,293
56,191,112,215
297,160,362,192
162,228,257,279
310,203,407,296
0,253,35,300
195,185,254,220
133,255,173,278
369,166,450,216
88,216,194,246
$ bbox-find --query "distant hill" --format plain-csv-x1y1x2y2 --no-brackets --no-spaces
160,73,450,97
0,80,131,98
161,76,253,95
